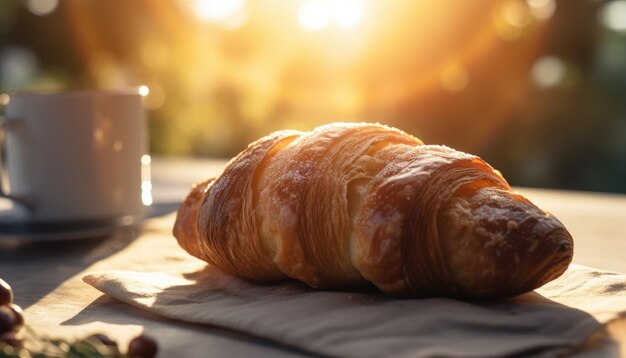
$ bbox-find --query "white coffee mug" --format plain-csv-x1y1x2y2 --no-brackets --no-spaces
0,90,150,227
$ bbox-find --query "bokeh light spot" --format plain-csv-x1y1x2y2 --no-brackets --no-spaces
140,83,166,110
0,48,38,88
600,0,626,33
527,0,556,21
191,0,244,21
334,0,363,29
0,94,9,106
113,141,124,152
141,155,152,166
531,56,565,88
503,0,532,28
141,155,152,206
26,0,59,16
298,0,363,32
188,0,247,29
93,128,104,143
440,64,469,93
493,0,532,41
142,188,153,206
138,85,150,97
298,1,331,32
141,180,152,192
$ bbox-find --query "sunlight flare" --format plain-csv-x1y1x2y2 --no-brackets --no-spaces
298,0,364,32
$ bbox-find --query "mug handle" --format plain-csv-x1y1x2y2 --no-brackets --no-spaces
0,116,34,209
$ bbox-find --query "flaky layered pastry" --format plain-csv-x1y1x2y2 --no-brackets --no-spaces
174,123,573,298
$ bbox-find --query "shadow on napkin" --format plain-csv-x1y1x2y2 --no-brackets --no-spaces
82,264,626,358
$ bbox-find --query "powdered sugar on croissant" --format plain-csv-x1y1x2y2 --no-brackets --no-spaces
174,122,573,298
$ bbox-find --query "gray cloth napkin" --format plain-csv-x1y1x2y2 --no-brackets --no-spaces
83,264,626,358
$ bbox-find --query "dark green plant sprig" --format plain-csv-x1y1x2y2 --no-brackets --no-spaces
1,327,158,358
0,277,157,358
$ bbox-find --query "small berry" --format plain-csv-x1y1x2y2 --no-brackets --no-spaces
0,306,15,334
128,334,158,358
6,304,23,332
0,279,12,306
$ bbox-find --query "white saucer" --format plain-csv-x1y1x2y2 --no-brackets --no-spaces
0,200,141,243
0,218,138,243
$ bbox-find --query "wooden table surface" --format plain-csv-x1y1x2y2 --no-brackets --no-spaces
1,156,625,357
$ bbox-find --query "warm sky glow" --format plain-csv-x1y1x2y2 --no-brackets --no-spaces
188,0,247,28
191,0,245,21
298,0,364,32
46,0,559,155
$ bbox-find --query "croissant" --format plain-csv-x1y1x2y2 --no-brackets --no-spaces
173,122,573,298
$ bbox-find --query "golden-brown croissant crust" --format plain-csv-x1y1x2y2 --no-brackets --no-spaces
174,123,573,298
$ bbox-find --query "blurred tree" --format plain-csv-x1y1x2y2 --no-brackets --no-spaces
0,0,625,193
